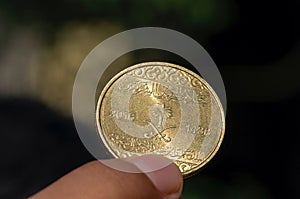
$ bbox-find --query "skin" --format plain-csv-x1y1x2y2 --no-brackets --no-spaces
30,155,183,199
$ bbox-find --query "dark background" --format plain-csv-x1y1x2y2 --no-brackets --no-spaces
0,0,299,198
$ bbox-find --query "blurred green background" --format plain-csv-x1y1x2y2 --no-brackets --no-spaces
0,0,299,198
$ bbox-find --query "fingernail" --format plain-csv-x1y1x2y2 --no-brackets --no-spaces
128,155,183,198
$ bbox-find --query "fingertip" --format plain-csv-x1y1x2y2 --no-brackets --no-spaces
128,155,183,198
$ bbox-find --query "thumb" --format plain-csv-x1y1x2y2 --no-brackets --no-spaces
126,154,183,199
30,155,183,199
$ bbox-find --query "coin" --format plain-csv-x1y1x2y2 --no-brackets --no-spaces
96,62,225,177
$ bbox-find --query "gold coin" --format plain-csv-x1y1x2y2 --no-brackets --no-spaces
96,62,225,177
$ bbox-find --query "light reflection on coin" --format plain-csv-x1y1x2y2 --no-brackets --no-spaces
96,62,225,177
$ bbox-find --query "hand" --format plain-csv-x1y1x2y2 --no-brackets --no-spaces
30,155,183,199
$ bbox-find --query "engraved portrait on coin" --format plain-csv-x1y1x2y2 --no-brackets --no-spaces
96,62,225,177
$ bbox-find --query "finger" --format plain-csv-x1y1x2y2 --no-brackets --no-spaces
30,155,183,199
127,155,183,199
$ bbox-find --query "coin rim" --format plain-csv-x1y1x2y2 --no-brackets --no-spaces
96,61,225,177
